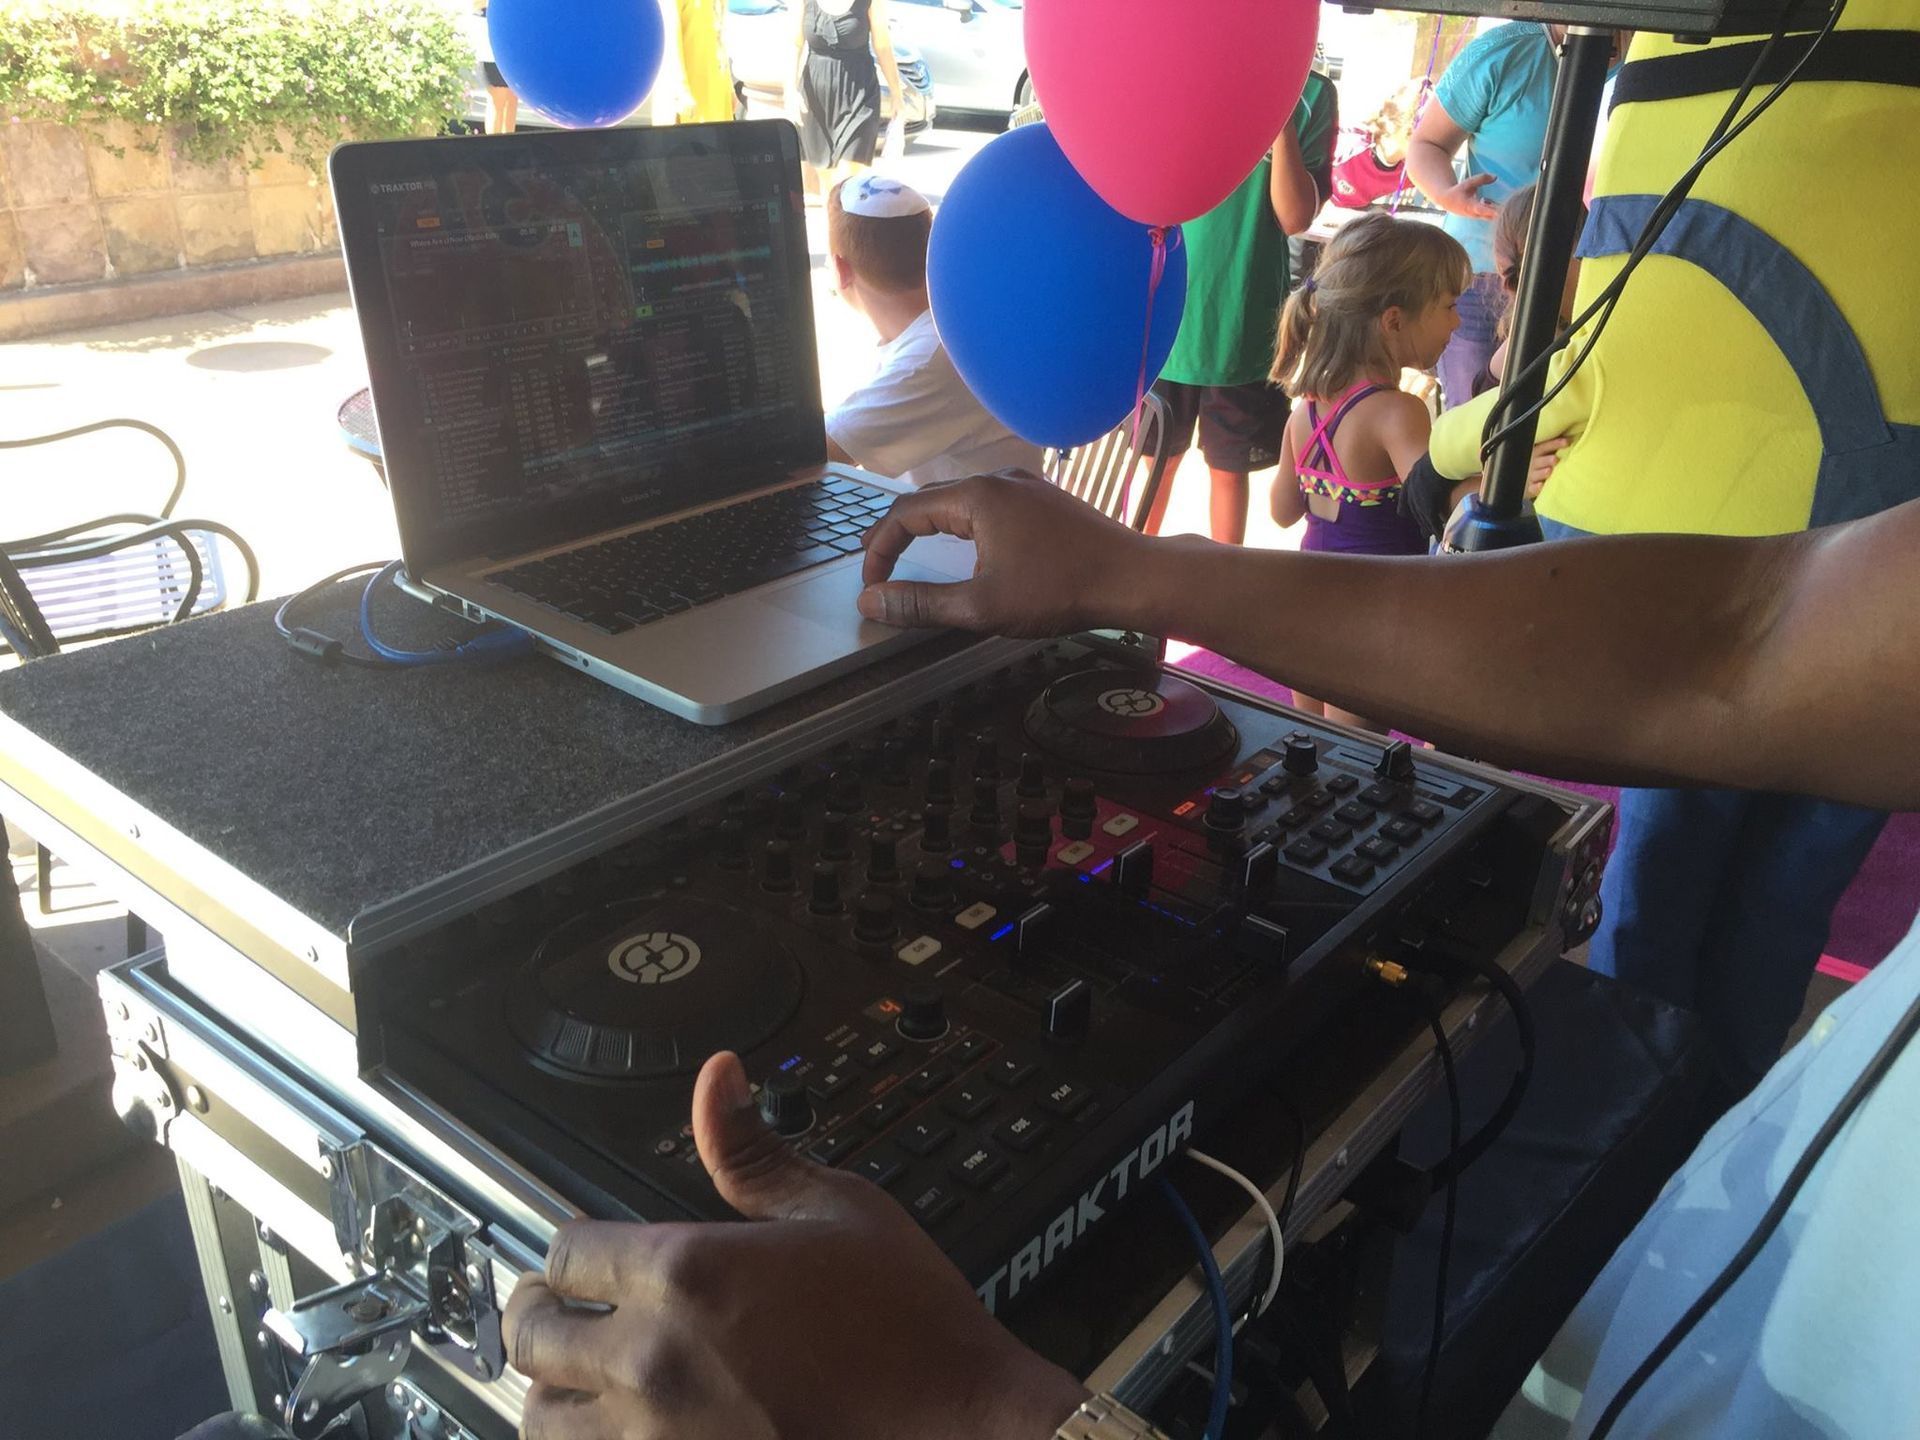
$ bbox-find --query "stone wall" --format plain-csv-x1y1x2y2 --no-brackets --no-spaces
0,118,338,293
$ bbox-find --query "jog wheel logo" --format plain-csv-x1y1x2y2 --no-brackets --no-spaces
1096,687,1166,720
607,932,702,985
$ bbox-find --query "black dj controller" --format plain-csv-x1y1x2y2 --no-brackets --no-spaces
378,640,1595,1313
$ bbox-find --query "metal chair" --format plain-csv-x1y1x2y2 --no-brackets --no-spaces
1042,389,1174,531
2,419,259,946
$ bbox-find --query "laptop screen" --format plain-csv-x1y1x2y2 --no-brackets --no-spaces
332,122,825,572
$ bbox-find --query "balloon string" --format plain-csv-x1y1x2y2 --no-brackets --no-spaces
1389,24,1447,214
1123,224,1177,527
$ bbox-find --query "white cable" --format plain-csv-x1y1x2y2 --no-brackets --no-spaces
1186,1147,1284,1326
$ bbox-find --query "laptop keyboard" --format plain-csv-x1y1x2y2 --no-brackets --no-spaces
490,477,895,635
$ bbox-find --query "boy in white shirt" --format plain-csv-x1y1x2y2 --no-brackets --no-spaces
824,174,1041,488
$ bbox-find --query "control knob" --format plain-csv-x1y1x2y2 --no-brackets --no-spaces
1015,803,1053,867
1017,752,1047,799
854,891,898,945
715,818,748,871
1060,778,1097,840
821,811,852,861
808,863,843,915
760,839,796,893
1205,787,1248,831
774,792,806,840
828,769,862,813
924,758,954,805
920,805,953,854
758,1073,814,1137
930,718,958,759
910,861,956,912
1377,739,1417,783
971,778,1001,827
1283,736,1319,777
881,739,912,787
896,985,950,1042
973,733,1001,780
867,832,901,883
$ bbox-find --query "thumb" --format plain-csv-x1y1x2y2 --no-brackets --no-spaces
858,577,978,631
692,1052,846,1221
1465,172,1496,190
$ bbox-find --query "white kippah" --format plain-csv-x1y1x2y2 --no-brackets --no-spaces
840,173,931,219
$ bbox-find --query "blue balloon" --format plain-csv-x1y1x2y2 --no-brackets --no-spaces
488,0,664,130
929,124,1187,451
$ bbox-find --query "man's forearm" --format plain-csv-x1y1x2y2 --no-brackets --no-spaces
1119,534,1799,791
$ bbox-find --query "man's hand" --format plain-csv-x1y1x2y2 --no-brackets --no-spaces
858,471,1150,636
502,1051,1090,1440
1436,171,1499,220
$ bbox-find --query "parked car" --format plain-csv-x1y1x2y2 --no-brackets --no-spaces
725,0,936,141
885,0,1028,116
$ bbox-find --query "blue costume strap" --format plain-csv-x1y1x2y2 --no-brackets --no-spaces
1576,195,1891,457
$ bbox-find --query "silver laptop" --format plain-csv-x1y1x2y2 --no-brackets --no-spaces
330,121,972,724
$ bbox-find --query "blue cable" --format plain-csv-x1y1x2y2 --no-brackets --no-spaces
357,560,534,666
1159,1175,1233,1440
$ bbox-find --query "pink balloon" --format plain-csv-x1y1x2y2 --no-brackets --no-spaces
1026,0,1319,227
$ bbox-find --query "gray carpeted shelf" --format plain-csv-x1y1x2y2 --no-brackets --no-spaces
0,582,986,938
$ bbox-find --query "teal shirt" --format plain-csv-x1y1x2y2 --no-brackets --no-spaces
1433,22,1557,274
1160,71,1337,388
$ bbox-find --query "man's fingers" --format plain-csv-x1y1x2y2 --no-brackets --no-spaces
691,1051,851,1221
521,1383,620,1440
860,482,980,587
857,578,980,630
503,1277,628,1390
1464,172,1496,190
542,1219,668,1304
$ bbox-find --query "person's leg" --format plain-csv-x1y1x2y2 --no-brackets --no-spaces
1207,468,1250,545
1690,794,1889,1093
1434,271,1502,411
1588,786,1753,1014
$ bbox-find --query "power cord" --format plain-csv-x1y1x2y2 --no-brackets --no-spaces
1587,983,1920,1439
273,560,536,669
1477,0,1844,465
1367,958,1462,1440
1160,1176,1234,1440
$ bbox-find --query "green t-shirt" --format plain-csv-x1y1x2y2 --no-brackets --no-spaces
1160,70,1338,387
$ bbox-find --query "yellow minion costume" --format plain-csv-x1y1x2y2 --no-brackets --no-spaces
1430,2,1920,1102
1429,1,1920,535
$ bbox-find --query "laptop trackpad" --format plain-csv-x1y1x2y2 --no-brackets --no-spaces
763,554,959,632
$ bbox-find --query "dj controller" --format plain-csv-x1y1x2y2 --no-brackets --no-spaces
378,639,1602,1313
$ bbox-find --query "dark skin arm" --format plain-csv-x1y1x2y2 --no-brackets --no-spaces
858,474,1920,810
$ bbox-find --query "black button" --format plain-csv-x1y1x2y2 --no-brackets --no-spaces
995,1112,1051,1152
1038,1079,1094,1117
900,1119,953,1156
806,1131,859,1165
1331,855,1375,884
863,1093,912,1130
987,1056,1040,1088
1284,836,1329,865
1304,788,1335,810
909,1183,960,1226
1281,806,1316,828
853,1151,905,1189
1360,783,1398,807
1308,819,1352,845
1383,818,1422,844
908,1066,953,1096
1326,775,1358,795
1408,799,1444,825
1334,800,1375,826
946,1034,994,1066
951,1144,1010,1190
942,1084,996,1121
855,1036,898,1067
1259,776,1289,796
807,1068,854,1102
1358,837,1400,863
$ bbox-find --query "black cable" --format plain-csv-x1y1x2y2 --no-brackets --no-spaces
1425,951,1536,1188
1407,987,1463,1440
272,562,393,668
1477,0,1841,463
1588,984,1920,1440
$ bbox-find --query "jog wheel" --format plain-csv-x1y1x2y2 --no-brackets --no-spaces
1023,669,1238,775
507,897,804,1080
